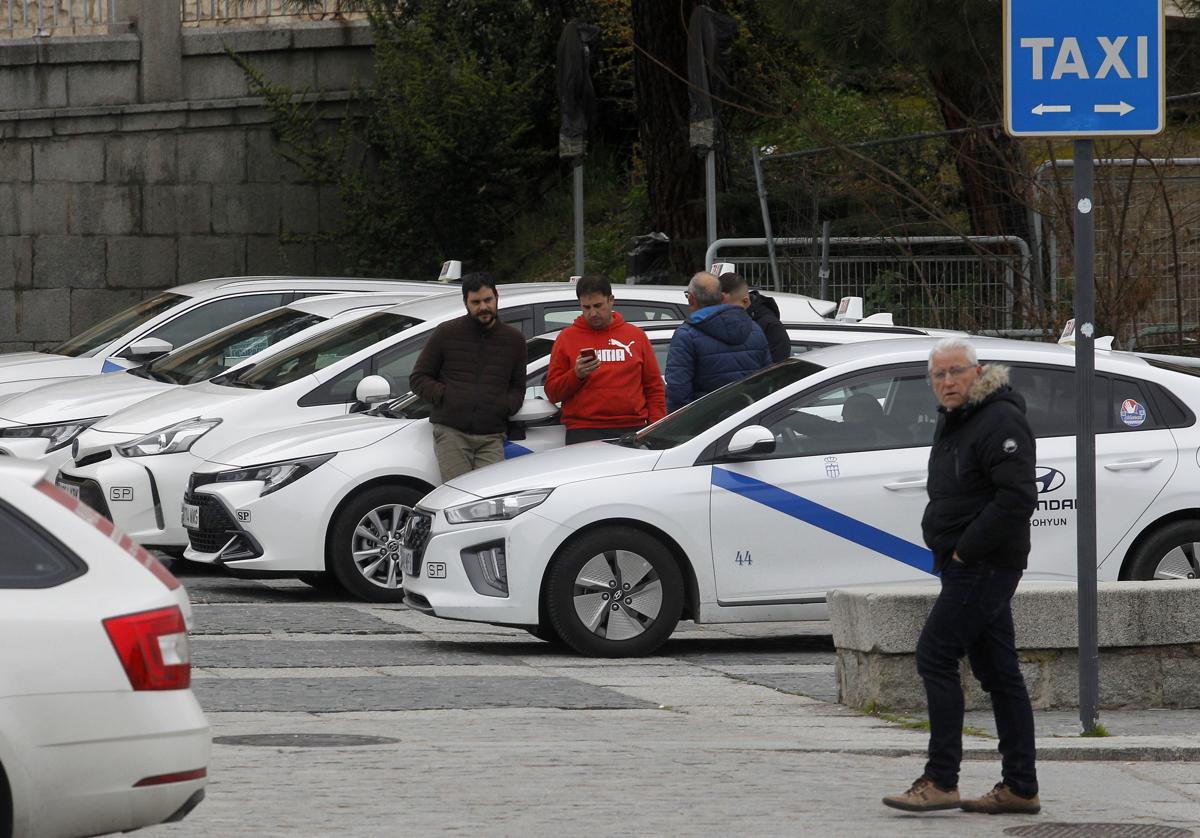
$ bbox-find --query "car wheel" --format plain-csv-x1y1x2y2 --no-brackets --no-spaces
329,485,424,603
296,571,342,591
545,526,683,658
1125,520,1200,581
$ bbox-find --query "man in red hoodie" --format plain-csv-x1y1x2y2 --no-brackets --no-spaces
545,275,667,444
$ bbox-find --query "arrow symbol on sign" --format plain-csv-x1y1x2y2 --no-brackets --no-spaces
1032,104,1072,115
1094,101,1135,116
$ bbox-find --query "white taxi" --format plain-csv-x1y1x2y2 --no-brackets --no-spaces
0,291,441,474
58,284,821,553
0,459,209,837
180,319,944,601
0,275,440,399
402,338,1200,656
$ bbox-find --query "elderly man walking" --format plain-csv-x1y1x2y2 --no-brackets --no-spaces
665,271,769,413
883,337,1040,816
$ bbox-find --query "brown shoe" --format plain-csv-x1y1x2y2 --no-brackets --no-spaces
882,776,961,812
960,783,1041,814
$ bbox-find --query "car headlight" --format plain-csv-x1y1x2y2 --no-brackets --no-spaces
0,418,101,452
211,453,334,497
444,489,553,524
116,417,222,458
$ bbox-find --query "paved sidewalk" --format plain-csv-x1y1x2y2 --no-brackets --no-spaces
148,580,1200,836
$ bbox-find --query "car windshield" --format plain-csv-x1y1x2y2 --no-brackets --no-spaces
372,335,558,420
621,359,825,450
215,311,422,391
139,309,324,386
49,293,187,358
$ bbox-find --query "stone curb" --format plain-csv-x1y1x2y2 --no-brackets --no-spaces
773,744,1200,762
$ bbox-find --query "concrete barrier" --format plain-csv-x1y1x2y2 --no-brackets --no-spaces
829,581,1200,711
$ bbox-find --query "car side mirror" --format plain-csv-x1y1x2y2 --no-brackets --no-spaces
354,375,392,406
725,425,776,458
511,398,560,425
124,338,173,362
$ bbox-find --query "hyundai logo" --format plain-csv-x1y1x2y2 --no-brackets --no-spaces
1035,466,1066,494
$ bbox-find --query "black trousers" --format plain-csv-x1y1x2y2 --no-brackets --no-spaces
916,560,1038,796
564,426,644,445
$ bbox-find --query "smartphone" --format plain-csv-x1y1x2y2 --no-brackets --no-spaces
579,348,597,363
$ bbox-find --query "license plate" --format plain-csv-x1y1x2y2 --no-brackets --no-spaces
57,480,80,501
181,503,200,529
401,546,415,576
426,562,446,579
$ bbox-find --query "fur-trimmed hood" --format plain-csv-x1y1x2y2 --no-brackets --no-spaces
968,364,1010,406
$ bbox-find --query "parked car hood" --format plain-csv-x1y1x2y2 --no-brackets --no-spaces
90,380,264,435
0,372,165,425
203,413,414,468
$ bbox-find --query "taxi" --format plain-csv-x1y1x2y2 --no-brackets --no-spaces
180,317,943,601
0,276,440,399
402,338,1200,656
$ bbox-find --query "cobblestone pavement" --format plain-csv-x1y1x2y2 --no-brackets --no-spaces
145,566,1200,837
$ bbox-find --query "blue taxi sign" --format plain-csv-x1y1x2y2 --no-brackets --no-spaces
1004,0,1165,137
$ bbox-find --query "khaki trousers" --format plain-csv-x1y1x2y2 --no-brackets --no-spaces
431,424,505,481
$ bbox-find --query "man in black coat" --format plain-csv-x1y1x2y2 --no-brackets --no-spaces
718,272,791,363
409,273,527,481
884,337,1040,816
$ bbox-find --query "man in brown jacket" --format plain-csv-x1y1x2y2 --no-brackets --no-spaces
409,273,527,481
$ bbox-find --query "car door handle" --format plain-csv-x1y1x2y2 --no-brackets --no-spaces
1103,458,1163,471
884,477,927,490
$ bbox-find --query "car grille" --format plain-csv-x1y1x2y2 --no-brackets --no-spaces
400,509,433,576
183,491,257,559
59,476,111,520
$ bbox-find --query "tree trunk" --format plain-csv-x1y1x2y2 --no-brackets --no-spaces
632,0,706,275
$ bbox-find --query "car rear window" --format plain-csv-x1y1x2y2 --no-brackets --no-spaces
0,501,86,588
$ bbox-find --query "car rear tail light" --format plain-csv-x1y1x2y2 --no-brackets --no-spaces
134,767,207,787
37,479,180,590
103,606,191,690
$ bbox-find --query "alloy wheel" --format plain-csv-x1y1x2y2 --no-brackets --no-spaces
1153,541,1200,580
349,503,410,589
572,549,664,640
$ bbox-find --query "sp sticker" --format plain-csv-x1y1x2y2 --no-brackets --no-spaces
1002,438,1019,454
1120,399,1147,428
236,509,251,523
109,486,134,502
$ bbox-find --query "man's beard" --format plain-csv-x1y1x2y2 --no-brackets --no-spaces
473,310,494,326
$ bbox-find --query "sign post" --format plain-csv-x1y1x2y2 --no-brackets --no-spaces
1003,0,1164,733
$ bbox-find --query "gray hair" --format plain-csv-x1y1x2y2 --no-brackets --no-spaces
928,337,978,371
688,272,723,308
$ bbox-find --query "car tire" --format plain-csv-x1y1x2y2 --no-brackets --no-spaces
523,624,562,644
545,526,683,658
1124,520,1200,581
328,485,424,603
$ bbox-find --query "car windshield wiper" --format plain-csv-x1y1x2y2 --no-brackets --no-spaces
135,365,177,384
615,432,650,449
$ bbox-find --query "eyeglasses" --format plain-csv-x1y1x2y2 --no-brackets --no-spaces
930,365,975,381
683,290,693,301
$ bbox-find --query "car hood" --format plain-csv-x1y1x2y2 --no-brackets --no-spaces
203,413,415,468
0,373,165,425
436,441,662,501
0,351,63,374
91,380,258,435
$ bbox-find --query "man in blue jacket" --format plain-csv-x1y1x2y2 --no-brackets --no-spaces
665,271,770,413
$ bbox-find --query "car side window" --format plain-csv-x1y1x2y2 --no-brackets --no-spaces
614,303,682,323
1006,365,1159,436
299,334,432,407
140,293,289,354
0,502,87,588
752,366,937,458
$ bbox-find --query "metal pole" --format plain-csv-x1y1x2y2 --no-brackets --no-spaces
752,145,781,291
573,160,584,277
705,149,717,249
1073,139,1100,734
819,220,831,300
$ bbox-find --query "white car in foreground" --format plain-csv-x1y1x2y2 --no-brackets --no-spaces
180,320,951,601
0,459,209,837
0,291,441,473
403,338,1200,656
0,275,438,399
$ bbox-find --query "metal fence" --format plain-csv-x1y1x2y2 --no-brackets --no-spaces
181,0,364,26
1,0,117,36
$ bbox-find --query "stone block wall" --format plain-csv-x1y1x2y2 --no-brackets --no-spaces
0,20,373,352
